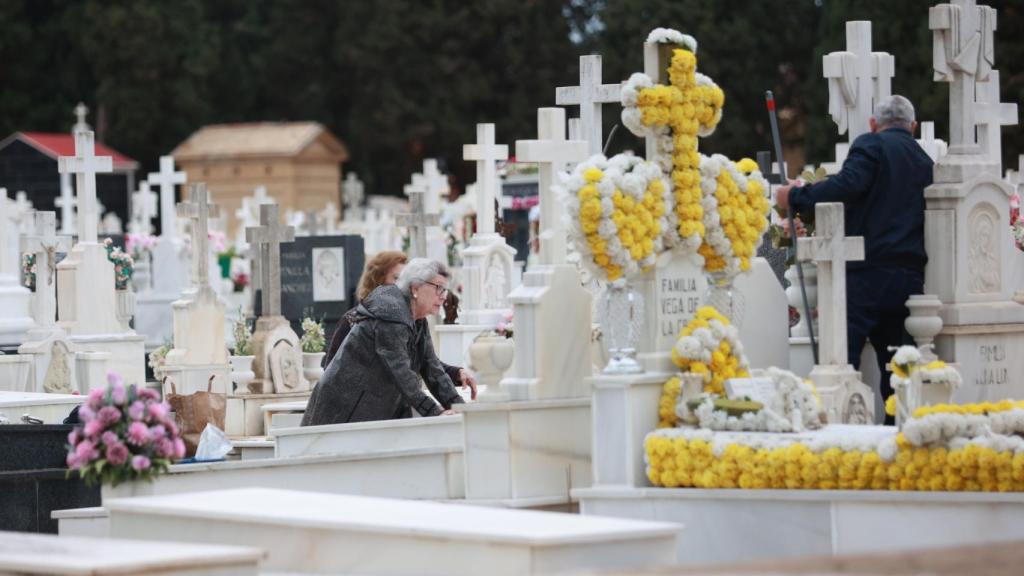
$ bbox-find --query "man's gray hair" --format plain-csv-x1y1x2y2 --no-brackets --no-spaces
873,95,916,130
396,258,450,295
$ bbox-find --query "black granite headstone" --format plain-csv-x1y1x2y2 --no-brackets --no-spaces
0,425,100,533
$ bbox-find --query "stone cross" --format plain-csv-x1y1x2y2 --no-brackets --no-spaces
916,121,949,162
822,21,895,143
177,183,221,291
422,159,449,216
21,212,71,329
974,70,1018,165
57,130,112,244
55,174,76,235
930,0,998,153
320,202,339,233
396,183,439,259
246,203,294,318
342,172,365,221
463,124,509,237
147,156,187,241
796,203,865,366
11,192,33,232
516,108,589,265
556,55,622,156
129,181,158,235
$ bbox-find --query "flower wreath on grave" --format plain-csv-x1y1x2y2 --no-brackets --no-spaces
681,368,824,434
66,371,185,487
884,345,963,419
644,399,1024,491
103,238,134,290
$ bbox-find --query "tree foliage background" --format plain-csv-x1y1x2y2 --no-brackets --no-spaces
0,0,1020,200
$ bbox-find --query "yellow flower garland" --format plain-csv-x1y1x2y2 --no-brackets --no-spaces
634,49,722,245
699,161,771,273
913,400,1024,418
658,376,682,429
669,306,749,396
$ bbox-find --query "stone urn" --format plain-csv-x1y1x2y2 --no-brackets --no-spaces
468,334,514,396
784,263,818,338
302,352,326,386
904,294,943,362
115,290,136,332
229,355,255,394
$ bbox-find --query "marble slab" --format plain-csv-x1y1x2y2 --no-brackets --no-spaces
105,487,681,575
226,391,310,437
575,485,1024,566
101,447,464,502
0,390,83,423
273,413,463,459
51,507,109,538
231,438,275,460
0,531,262,575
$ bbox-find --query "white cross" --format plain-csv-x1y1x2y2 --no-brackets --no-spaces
9,191,33,234
916,121,949,162
796,203,865,367
516,107,589,265
342,172,365,220
463,124,509,237
556,55,622,156
396,187,439,259
974,70,1018,166
822,21,895,143
55,173,76,235
177,183,220,291
930,0,998,153
21,211,71,329
422,159,449,216
57,130,113,244
129,181,158,235
147,155,187,240
246,203,294,317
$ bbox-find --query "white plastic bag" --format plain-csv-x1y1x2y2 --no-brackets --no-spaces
194,423,233,461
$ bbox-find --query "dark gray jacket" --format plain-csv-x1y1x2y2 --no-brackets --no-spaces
301,285,464,426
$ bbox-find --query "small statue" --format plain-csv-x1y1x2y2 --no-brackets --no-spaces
443,291,460,325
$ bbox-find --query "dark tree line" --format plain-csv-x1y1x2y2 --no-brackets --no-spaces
1,0,1020,200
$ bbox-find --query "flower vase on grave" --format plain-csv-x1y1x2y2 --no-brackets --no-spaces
702,271,745,328
229,355,255,394
784,264,818,337
114,290,135,333
301,352,325,386
596,281,644,375
468,333,514,394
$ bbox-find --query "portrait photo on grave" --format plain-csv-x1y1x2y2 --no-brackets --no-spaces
302,259,472,426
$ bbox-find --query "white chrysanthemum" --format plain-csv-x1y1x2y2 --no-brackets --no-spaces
646,28,698,53
892,345,922,367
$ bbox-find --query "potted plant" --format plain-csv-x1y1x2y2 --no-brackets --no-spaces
229,310,255,394
66,371,184,498
300,314,326,386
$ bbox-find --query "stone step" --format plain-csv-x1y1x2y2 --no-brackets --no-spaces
0,530,262,575
105,487,682,575
271,413,463,459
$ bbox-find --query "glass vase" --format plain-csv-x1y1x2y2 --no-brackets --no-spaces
703,270,745,327
597,281,645,374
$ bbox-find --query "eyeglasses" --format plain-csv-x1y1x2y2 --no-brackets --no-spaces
423,281,450,297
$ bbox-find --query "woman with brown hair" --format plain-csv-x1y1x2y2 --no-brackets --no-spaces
321,251,476,399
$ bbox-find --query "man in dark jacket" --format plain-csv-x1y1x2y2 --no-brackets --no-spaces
776,95,933,406
301,260,465,426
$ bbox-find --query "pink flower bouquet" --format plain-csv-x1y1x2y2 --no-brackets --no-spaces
67,372,184,487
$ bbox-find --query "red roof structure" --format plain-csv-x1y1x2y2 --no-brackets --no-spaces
8,131,138,171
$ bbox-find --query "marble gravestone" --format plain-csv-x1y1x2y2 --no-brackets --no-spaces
925,0,1024,402
276,234,365,340
55,131,145,387
246,203,304,395
0,188,34,348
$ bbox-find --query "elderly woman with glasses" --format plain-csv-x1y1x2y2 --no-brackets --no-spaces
301,258,466,426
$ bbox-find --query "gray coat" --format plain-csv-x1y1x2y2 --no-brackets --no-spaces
301,285,464,426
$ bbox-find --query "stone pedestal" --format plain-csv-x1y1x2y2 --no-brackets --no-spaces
249,316,304,394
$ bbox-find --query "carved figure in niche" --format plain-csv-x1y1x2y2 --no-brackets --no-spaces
968,209,1000,294
843,391,871,425
313,247,345,302
270,338,303,392
43,340,73,394
484,253,507,309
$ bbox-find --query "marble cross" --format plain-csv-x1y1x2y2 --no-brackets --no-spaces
974,70,1018,166
797,203,865,366
422,159,449,217
916,121,949,162
55,174,77,235
129,181,158,235
556,55,622,156
246,203,294,318
147,156,187,241
57,130,112,244
342,172,365,221
21,212,71,329
516,108,589,265
463,124,508,237
930,0,998,153
396,183,439,259
822,21,895,143
177,183,220,291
